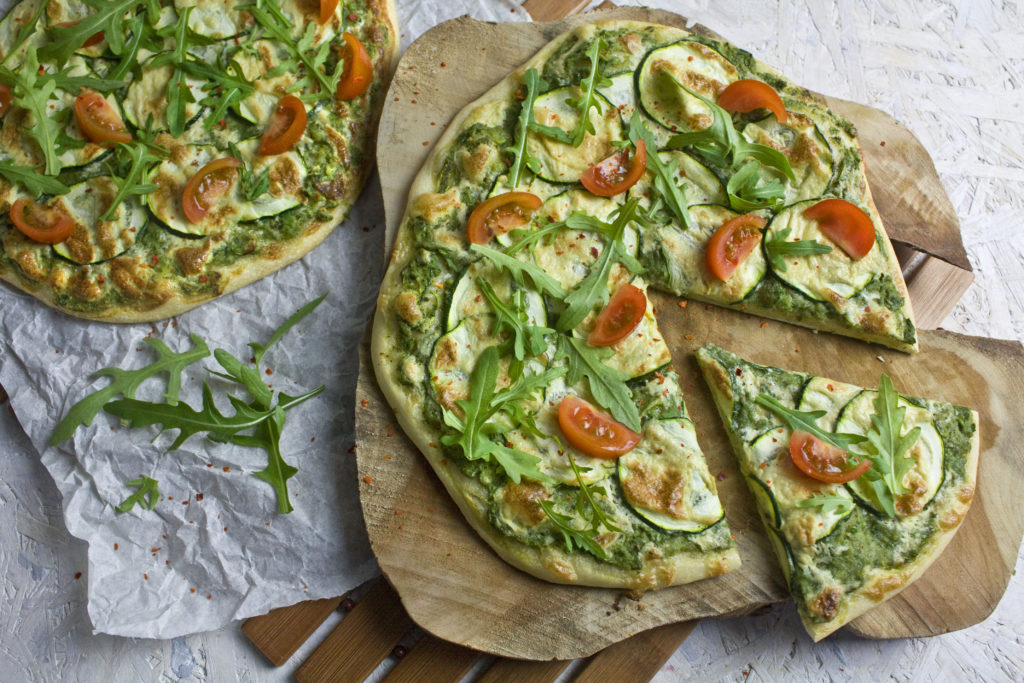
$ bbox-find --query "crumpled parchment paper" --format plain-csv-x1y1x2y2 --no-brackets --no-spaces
0,0,527,639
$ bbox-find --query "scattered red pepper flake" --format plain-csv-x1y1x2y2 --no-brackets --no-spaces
363,476,373,484
74,572,82,580
114,543,119,551
196,493,204,501
422,140,429,146
190,588,196,594
223,466,231,472
395,509,403,515
677,300,687,308
684,334,694,340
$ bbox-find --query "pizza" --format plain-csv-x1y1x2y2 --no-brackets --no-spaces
695,344,978,639
0,0,397,322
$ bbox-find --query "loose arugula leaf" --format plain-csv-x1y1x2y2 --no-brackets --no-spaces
249,293,327,366
39,0,147,65
627,112,693,228
856,375,921,518
470,244,567,299
476,278,553,361
765,226,833,272
116,475,160,513
755,393,866,450
0,162,70,196
794,491,854,517
50,334,211,446
557,336,641,432
564,38,612,147
556,199,644,332
539,499,607,558
99,142,166,221
505,68,548,188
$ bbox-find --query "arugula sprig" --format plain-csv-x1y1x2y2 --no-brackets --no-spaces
187,55,256,130
116,475,161,514
765,226,833,272
0,163,70,196
557,336,641,432
39,0,151,66
854,375,921,518
503,218,565,256
150,6,200,137
0,0,47,68
795,491,854,517
476,278,553,361
470,244,567,299
228,142,271,202
505,68,548,188
563,38,612,147
99,142,166,222
755,393,865,451
539,499,606,557
0,48,62,176
627,113,693,229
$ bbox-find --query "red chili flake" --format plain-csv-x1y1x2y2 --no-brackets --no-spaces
735,368,742,376
440,62,447,67
207,464,213,468
265,368,273,375
348,12,357,21
223,526,228,532
411,99,417,104
182,500,189,505
590,246,599,258
865,306,872,312
684,334,694,340
880,140,886,147
422,141,429,146
394,509,403,515
168,496,174,501
207,595,212,600
760,321,769,328
144,574,149,581
190,588,196,594
74,572,82,580
96,275,105,284
223,466,231,472
196,493,204,501
114,543,119,551
165,560,170,565
361,399,369,407
152,547,161,553
363,476,373,484
151,254,159,266
687,56,694,62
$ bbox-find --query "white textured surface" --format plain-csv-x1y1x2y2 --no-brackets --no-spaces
1,0,1023,680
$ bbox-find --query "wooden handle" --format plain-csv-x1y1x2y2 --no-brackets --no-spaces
242,596,343,666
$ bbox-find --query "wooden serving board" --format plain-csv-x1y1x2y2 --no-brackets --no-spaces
356,6,1018,661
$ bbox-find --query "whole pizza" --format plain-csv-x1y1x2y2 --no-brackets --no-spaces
372,17,930,594
0,0,397,321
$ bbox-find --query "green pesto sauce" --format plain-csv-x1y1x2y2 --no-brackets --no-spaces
541,26,665,85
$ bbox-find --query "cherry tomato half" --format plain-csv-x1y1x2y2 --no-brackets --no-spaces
803,199,875,260
558,395,641,460
10,197,75,244
580,139,647,197
706,213,766,281
258,95,307,155
74,91,131,145
319,0,339,24
182,157,241,224
717,79,788,123
588,283,647,347
0,83,12,119
336,32,372,100
789,430,872,484
57,21,104,48
466,191,542,245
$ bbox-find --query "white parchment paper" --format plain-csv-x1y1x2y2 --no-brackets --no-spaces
0,0,525,639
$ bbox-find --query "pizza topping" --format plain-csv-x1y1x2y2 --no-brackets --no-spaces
717,79,788,122
0,83,12,118
587,283,646,346
74,91,132,145
56,21,104,49
10,197,75,244
803,198,875,259
764,226,833,272
319,0,340,24
182,157,242,224
557,395,641,459
336,33,373,100
789,430,872,484
259,95,307,155
466,192,542,245
581,139,646,197
706,213,766,281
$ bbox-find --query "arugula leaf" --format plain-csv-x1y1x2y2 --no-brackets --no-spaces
557,336,641,432
0,162,70,196
470,244,567,299
0,48,62,175
476,278,553,361
39,0,147,65
50,335,211,446
794,491,854,517
228,142,271,201
539,499,607,558
856,375,921,518
188,56,256,129
567,452,622,537
556,200,644,332
249,293,327,365
504,68,547,188
564,38,612,147
765,226,833,272
627,112,693,228
726,159,786,211
150,6,199,138
116,475,160,513
99,143,166,222
755,393,866,450
0,0,47,68
503,218,565,256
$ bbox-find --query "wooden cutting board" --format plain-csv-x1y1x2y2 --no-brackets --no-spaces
358,7,1021,661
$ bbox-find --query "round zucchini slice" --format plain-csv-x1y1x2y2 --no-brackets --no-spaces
742,113,834,204
747,474,782,529
629,149,728,210
445,259,547,332
618,417,724,533
797,376,863,432
234,40,302,125
636,40,738,134
124,54,207,132
176,0,246,40
765,199,883,302
146,138,305,236
835,389,945,517
525,86,624,183
51,177,148,265
487,174,567,248
598,71,673,149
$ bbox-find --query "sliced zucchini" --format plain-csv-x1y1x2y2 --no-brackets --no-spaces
429,316,513,423
445,258,547,332
146,138,305,236
175,0,244,40
0,0,46,65
124,54,206,131
747,474,782,529
618,417,724,533
598,71,673,148
234,40,301,125
529,191,619,292
742,113,834,204
641,203,766,303
636,41,738,134
765,199,883,302
525,86,623,183
51,177,147,264
796,376,863,432
55,61,121,170
835,389,945,517
630,150,728,210
487,173,567,247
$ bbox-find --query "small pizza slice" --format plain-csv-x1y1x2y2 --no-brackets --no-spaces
695,344,979,640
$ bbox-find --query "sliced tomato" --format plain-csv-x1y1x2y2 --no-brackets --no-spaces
466,191,542,245
57,21,104,48
718,79,787,123
336,32,372,100
0,83,12,118
181,157,241,224
803,198,875,260
588,283,646,347
706,213,766,281
74,91,131,145
10,198,75,244
319,0,339,23
580,139,646,197
558,395,641,460
789,430,872,484
259,95,307,155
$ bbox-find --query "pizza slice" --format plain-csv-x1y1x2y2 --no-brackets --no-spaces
695,343,979,640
